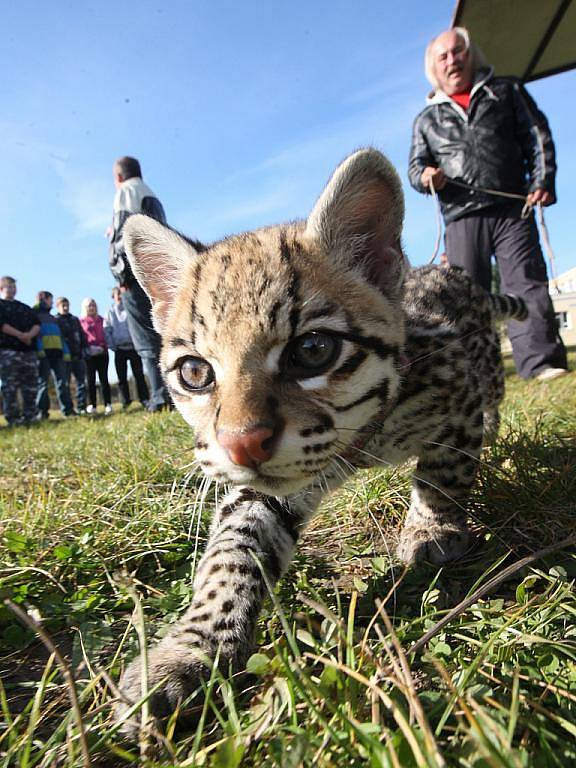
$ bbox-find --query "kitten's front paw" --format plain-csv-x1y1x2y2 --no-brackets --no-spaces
397,523,470,565
115,644,210,739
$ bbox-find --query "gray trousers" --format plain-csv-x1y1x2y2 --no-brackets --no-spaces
445,208,567,379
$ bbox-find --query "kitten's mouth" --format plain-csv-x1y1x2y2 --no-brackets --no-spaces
206,463,318,495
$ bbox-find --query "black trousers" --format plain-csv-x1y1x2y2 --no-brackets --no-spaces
445,208,567,379
114,348,149,405
86,352,111,407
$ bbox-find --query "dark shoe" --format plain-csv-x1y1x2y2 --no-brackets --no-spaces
147,402,169,413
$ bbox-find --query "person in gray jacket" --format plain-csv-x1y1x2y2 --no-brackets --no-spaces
104,287,149,408
108,156,171,410
408,27,567,381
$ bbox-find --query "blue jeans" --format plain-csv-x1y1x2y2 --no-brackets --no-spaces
37,356,74,416
122,281,168,408
65,359,87,411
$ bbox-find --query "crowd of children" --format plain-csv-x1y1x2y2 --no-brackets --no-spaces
0,275,150,427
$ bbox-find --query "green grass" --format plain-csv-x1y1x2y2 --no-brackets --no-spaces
0,358,575,767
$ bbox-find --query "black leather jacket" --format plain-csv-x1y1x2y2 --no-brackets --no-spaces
408,69,556,224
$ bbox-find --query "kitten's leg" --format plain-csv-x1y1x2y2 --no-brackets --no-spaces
397,425,481,565
116,478,341,736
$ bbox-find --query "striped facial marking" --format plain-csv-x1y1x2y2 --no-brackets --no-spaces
157,225,405,494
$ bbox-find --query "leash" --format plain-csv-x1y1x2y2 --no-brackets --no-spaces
427,177,560,290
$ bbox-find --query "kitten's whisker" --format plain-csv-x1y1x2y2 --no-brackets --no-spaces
343,443,470,516
402,322,499,369
331,452,356,476
329,457,348,484
422,439,509,475
189,474,213,579
301,289,323,308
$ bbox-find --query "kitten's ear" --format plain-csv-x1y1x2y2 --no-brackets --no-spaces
123,215,201,331
304,148,408,294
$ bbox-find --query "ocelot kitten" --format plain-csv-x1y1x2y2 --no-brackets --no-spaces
116,149,527,734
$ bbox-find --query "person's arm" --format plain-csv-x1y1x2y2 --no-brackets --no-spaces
103,313,115,350
109,187,134,284
141,196,167,225
512,80,557,205
23,324,40,344
76,318,89,357
408,113,446,193
1,322,26,342
1,322,39,345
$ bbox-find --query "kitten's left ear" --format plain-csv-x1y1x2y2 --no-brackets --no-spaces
304,148,408,294
123,215,201,332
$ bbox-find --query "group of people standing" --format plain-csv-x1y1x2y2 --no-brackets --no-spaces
1,153,171,427
1,26,570,427
0,279,150,426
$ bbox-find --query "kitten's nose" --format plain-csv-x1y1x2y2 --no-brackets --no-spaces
217,426,275,468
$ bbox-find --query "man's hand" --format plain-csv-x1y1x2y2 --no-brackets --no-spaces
526,188,555,207
421,166,447,192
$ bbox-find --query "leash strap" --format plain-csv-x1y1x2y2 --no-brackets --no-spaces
427,177,559,289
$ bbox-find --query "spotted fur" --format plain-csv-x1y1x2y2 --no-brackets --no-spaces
116,149,526,735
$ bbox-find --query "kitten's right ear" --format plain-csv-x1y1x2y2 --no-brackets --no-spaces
123,215,200,331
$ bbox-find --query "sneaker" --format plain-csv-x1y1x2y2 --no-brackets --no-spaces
78,409,87,416
535,367,569,382
86,405,96,414
104,404,113,416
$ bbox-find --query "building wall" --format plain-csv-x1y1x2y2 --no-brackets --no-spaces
501,288,576,353
551,291,576,347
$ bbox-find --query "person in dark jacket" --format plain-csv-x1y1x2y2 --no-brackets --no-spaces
56,297,88,414
408,27,567,381
34,291,75,418
0,276,40,425
107,156,170,411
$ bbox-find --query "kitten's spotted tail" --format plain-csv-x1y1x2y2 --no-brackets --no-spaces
489,294,529,322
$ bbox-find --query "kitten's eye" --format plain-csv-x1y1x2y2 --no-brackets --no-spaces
282,333,342,380
178,357,215,391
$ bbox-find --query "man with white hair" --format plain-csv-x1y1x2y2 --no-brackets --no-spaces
408,27,568,381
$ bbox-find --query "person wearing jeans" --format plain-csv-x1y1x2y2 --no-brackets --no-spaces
56,297,88,413
34,291,74,418
107,155,170,411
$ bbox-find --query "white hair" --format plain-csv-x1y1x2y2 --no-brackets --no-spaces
80,297,98,317
425,27,488,90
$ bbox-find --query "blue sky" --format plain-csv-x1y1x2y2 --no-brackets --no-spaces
2,0,575,319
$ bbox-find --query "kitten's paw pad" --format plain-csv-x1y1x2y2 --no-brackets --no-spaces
397,524,469,565
115,646,209,739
